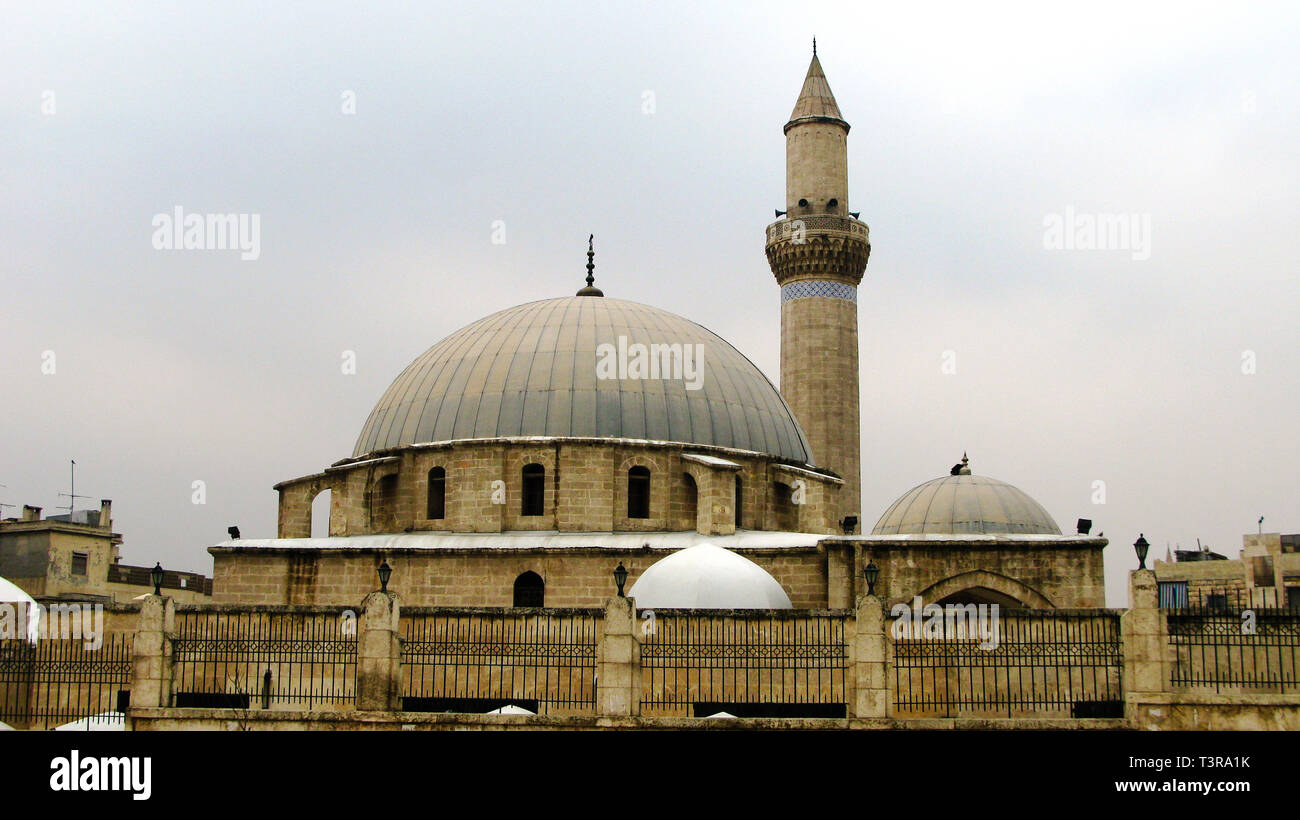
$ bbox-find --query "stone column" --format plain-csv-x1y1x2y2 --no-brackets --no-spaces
1121,570,1168,703
852,593,889,719
597,595,640,717
357,591,401,711
130,595,175,709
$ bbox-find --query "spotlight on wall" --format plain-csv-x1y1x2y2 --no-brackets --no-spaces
1077,518,1092,535
839,516,858,535
1134,534,1150,571
227,525,240,540
614,562,629,597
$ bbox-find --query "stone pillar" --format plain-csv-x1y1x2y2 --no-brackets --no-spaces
357,591,401,711
1121,570,1168,702
597,595,640,717
130,595,175,709
852,593,889,719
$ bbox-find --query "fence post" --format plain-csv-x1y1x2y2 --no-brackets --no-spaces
853,594,889,720
597,595,640,717
1121,569,1168,717
130,594,175,709
357,591,401,711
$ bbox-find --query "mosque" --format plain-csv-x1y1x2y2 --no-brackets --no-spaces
210,51,1107,611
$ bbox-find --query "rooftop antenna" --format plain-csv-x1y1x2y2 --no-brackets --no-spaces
58,459,91,517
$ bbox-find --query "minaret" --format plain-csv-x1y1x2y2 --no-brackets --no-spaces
766,47,870,533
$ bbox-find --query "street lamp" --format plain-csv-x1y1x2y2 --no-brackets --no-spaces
378,560,392,593
150,562,164,596
864,560,879,596
614,562,629,597
1134,534,1150,571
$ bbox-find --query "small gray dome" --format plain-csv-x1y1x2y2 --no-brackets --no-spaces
354,297,813,463
872,474,1061,535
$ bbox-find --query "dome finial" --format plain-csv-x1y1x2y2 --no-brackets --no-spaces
812,37,816,57
951,453,971,476
576,233,604,297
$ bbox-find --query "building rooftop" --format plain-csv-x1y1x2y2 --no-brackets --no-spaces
353,296,815,464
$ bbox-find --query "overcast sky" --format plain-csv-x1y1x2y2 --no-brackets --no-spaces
3,1,1297,606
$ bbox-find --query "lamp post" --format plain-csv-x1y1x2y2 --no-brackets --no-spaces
150,562,164,596
1134,534,1150,571
377,560,392,593
613,562,628,597
864,560,879,597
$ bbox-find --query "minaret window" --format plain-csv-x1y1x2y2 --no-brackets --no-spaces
628,466,651,519
427,466,446,520
798,198,809,210
521,463,545,517
513,571,545,607
827,198,838,211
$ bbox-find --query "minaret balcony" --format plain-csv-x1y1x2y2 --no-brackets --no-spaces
765,215,871,286
765,214,869,246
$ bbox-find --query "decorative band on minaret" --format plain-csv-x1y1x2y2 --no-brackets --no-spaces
766,49,870,533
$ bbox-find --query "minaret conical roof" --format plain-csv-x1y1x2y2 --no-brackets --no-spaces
786,54,847,131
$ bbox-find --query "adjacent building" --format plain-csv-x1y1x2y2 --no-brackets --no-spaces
0,501,212,605
1154,532,1300,609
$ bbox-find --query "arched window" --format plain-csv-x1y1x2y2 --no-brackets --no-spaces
734,475,743,528
426,466,446,520
521,463,545,517
311,488,332,538
682,473,698,527
513,571,545,607
827,198,839,211
628,466,651,519
375,474,400,530
773,481,796,531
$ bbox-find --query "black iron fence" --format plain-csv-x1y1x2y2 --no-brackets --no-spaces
0,636,132,730
892,609,1123,718
171,607,357,710
1168,587,1300,692
639,610,849,717
400,608,600,715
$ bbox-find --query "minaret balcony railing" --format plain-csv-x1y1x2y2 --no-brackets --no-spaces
765,215,869,246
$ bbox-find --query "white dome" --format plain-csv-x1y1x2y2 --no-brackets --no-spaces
628,544,793,609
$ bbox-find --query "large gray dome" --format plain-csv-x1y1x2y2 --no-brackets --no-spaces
872,473,1062,535
354,297,814,463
